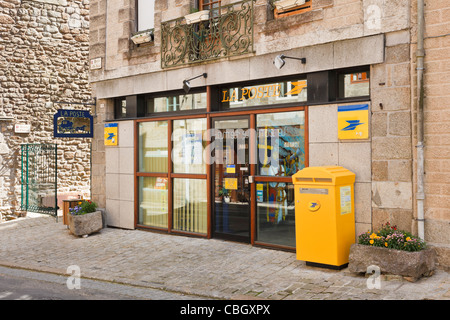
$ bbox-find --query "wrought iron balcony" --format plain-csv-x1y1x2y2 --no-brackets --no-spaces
161,0,255,69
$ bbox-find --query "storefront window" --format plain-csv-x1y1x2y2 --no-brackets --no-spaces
114,98,127,119
139,121,168,173
256,111,306,176
338,70,370,98
173,178,208,234
221,80,307,109
147,92,207,113
256,182,295,247
138,176,168,228
255,110,305,248
172,118,207,174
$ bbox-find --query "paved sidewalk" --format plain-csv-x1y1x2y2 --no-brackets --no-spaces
0,213,449,300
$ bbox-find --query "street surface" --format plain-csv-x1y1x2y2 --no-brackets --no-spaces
0,266,204,300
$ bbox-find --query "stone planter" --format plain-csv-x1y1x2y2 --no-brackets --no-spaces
68,211,103,237
348,243,436,281
184,10,210,24
131,30,154,45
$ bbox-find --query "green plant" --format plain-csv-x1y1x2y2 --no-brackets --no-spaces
357,222,426,252
218,186,229,197
69,200,97,216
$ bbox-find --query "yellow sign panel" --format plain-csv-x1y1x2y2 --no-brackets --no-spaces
104,123,118,146
224,178,238,190
338,104,369,140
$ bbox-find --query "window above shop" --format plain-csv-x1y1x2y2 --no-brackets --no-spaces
337,69,370,99
200,0,221,17
113,66,370,120
147,92,207,114
114,97,127,119
113,90,207,120
114,95,145,119
137,0,155,31
132,0,155,46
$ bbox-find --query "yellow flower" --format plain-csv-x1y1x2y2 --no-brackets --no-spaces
369,239,374,245
406,237,411,241
370,233,377,239
384,242,388,247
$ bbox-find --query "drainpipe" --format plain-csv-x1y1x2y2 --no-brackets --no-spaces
416,0,425,240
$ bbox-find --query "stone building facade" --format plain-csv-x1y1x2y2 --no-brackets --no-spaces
88,0,449,268
414,0,450,266
0,0,92,219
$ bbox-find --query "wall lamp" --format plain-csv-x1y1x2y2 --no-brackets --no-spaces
273,54,306,69
183,73,207,94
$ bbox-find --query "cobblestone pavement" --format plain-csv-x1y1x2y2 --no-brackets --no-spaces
0,214,449,300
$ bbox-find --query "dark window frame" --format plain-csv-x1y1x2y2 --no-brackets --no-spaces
335,66,371,101
113,67,371,120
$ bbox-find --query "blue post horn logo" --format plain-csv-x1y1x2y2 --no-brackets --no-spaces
342,120,365,131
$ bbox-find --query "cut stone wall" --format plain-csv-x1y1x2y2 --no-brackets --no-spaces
370,31,414,234
308,103,372,237
89,0,410,85
410,0,450,246
0,0,92,219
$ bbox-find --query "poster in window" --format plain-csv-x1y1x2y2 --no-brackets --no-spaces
224,178,238,190
181,133,203,164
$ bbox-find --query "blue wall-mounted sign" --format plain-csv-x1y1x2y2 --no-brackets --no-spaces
53,109,93,138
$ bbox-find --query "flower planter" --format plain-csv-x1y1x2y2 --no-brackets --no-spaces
131,30,154,45
185,10,210,24
348,243,436,281
68,211,103,237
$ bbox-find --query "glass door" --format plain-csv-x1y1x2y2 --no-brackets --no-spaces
212,116,250,242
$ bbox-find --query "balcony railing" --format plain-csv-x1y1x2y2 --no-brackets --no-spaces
161,0,255,69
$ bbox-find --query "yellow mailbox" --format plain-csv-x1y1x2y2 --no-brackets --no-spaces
292,166,356,269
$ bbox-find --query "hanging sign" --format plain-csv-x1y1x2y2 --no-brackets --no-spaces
338,104,369,140
53,109,93,138
104,123,118,146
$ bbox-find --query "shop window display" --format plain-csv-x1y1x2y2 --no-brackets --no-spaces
255,111,305,247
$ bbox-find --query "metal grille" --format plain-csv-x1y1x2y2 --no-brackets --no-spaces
161,0,255,69
21,144,58,220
